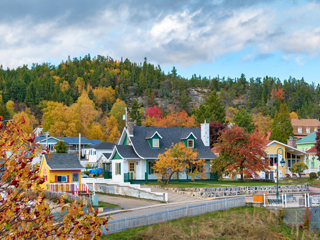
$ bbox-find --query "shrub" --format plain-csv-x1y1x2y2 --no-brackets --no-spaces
84,171,89,175
318,171,320,177
309,172,317,180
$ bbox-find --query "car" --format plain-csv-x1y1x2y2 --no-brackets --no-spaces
81,173,89,178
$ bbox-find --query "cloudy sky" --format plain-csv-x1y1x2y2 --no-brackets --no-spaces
1,0,320,83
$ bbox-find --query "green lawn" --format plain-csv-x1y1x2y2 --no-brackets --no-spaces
95,201,119,208
146,180,281,189
102,207,319,240
280,177,320,187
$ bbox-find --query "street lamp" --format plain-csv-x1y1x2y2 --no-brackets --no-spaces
276,148,286,199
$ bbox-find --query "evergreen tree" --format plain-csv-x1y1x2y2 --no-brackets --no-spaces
54,140,68,153
233,108,255,133
129,99,142,126
193,91,226,124
270,103,294,143
88,89,94,101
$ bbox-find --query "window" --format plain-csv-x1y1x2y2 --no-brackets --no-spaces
267,154,278,167
187,140,194,148
315,128,318,132
57,176,67,183
149,161,155,174
115,163,121,175
129,163,135,172
287,160,291,168
298,127,302,133
152,139,159,148
306,127,310,134
93,151,96,155
73,173,79,182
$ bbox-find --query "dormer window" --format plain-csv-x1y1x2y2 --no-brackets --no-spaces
153,139,159,148
187,139,194,148
306,127,310,134
298,127,302,134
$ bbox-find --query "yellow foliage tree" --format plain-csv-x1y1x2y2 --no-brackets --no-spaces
290,111,299,119
226,107,238,123
0,117,110,239
13,111,37,134
142,115,157,126
252,113,272,134
60,80,70,93
92,86,116,107
155,110,197,128
6,100,15,118
153,142,206,184
75,77,86,93
100,115,120,143
110,99,126,129
88,122,104,140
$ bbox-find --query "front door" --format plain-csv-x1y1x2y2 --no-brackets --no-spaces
128,161,136,180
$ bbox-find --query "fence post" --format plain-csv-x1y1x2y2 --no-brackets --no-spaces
305,193,307,208
281,194,284,208
206,202,208,212
285,194,287,208
125,217,127,229
186,205,188,216
307,193,310,207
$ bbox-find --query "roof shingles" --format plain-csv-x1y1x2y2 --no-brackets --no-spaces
45,154,84,170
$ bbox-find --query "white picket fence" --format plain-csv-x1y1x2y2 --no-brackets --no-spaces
49,183,89,196
263,192,320,208
102,196,246,234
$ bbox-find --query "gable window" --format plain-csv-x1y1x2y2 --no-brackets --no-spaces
306,127,310,134
153,139,159,148
56,176,67,183
187,140,194,148
298,127,302,134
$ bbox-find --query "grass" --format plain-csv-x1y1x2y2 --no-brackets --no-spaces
146,180,282,189
102,207,320,240
94,201,119,208
280,177,320,186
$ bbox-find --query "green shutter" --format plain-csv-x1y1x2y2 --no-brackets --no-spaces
119,163,121,175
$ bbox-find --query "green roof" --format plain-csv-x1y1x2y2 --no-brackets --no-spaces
296,131,317,144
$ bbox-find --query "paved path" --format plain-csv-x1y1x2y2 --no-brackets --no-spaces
97,194,157,209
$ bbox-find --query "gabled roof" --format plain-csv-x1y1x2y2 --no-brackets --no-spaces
291,119,320,126
44,154,84,170
180,132,197,140
264,140,306,155
306,146,317,153
297,131,317,144
84,142,115,150
102,153,112,159
128,126,216,159
35,136,101,145
110,145,140,160
145,131,163,139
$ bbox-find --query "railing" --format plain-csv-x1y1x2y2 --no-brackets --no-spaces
124,172,133,182
80,183,90,194
104,171,112,179
263,192,319,208
49,183,90,196
103,197,246,234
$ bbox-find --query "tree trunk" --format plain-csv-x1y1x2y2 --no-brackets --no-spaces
240,173,244,182
165,171,175,184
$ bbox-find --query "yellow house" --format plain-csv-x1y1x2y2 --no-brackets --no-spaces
40,153,85,193
261,140,306,179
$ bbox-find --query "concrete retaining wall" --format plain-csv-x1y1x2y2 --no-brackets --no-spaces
82,178,168,202
154,185,308,198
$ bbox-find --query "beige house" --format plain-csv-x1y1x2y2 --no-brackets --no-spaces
291,119,320,139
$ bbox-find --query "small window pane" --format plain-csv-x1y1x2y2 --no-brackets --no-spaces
129,163,135,171
188,140,194,148
153,139,159,148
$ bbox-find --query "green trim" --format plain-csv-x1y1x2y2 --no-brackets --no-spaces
112,150,122,160
123,134,128,145
147,134,161,149
182,134,195,148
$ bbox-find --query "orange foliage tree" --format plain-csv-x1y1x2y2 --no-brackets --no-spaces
270,87,284,101
153,142,205,184
0,117,110,239
212,126,268,181
153,109,196,128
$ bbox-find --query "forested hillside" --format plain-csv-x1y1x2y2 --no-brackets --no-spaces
0,54,319,142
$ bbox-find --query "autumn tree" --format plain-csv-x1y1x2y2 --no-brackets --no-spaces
92,86,116,109
142,115,157,127
209,121,227,147
290,112,299,119
0,117,110,239
270,103,294,143
110,99,126,129
290,162,308,178
252,113,272,134
100,115,121,143
233,108,255,133
155,109,197,128
13,110,38,134
145,106,162,119
153,142,205,184
212,126,268,182
192,91,226,124
315,126,320,162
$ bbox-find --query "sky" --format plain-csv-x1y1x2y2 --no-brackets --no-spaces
1,0,320,83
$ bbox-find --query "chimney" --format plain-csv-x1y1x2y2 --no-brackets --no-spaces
127,122,134,136
200,121,210,147
287,138,297,148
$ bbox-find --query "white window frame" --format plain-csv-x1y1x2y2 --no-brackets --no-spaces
315,128,318,132
116,163,121,175
306,127,310,134
152,139,159,148
57,176,67,183
187,139,194,148
298,127,302,134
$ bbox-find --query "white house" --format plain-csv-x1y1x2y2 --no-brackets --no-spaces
81,142,115,167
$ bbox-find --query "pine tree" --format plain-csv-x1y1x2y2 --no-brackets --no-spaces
193,91,226,124
54,140,68,153
270,103,294,143
233,108,255,133
129,99,142,126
